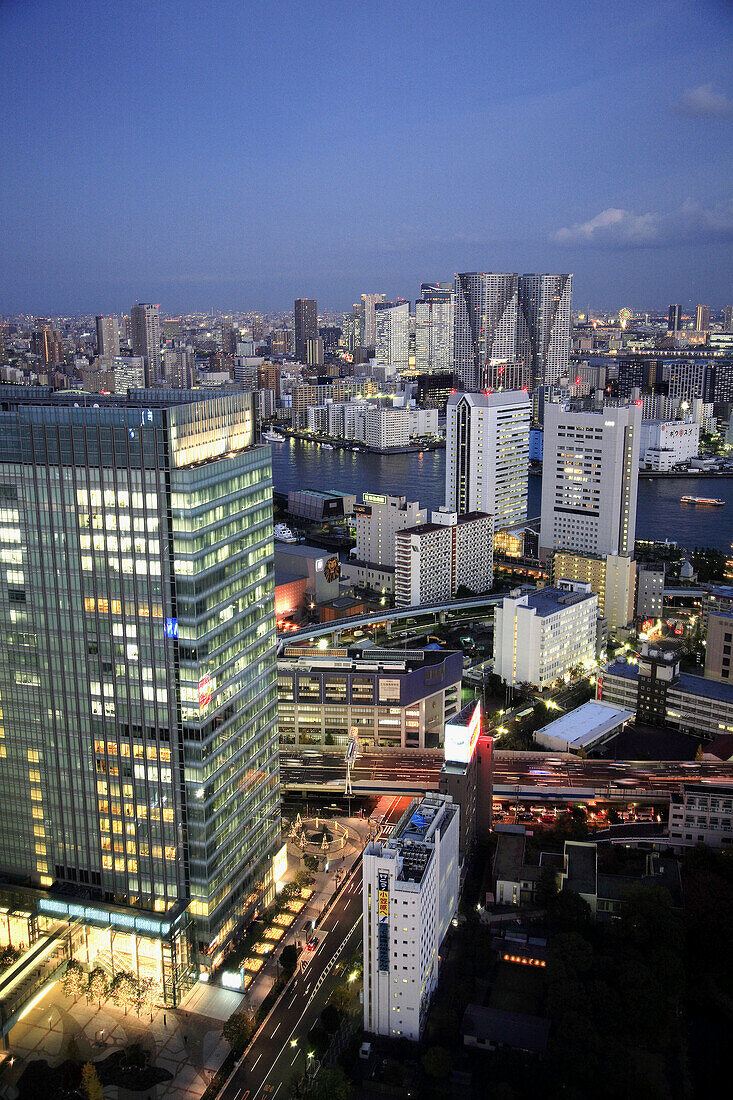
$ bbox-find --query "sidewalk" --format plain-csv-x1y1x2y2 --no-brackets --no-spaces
233,816,369,1016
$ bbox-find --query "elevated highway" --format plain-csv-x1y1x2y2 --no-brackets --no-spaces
280,748,733,803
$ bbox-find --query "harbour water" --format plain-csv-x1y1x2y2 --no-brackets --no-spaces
268,436,733,552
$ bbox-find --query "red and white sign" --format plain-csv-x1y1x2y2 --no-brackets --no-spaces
198,674,212,711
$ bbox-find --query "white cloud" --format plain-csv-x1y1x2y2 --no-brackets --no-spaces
550,199,733,249
674,83,733,118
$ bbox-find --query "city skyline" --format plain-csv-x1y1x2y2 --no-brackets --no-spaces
1,0,731,314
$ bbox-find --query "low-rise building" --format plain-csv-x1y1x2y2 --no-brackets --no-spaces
668,783,733,848
639,416,699,469
277,645,462,748
363,794,459,1040
636,561,665,623
462,1006,550,1057
599,645,733,740
534,700,635,754
494,582,599,689
274,544,342,604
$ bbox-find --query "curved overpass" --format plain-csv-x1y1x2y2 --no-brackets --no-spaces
277,590,527,652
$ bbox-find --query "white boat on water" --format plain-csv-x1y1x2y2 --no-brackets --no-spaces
274,523,298,544
263,430,282,443
321,443,334,450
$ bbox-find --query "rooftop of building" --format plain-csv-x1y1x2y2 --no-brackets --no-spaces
399,511,492,537
604,658,733,704
461,1005,550,1055
535,700,635,749
287,487,353,500
704,585,733,599
447,390,531,410
702,734,733,761
387,795,457,883
514,584,596,616
493,832,527,883
278,644,461,674
563,841,597,897
273,543,332,561
0,384,235,411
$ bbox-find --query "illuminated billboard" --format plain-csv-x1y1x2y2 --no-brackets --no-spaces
444,700,481,764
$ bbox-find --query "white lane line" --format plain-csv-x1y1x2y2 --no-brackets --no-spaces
273,1085,282,1099
290,1053,299,1065
251,1053,262,1070
271,1021,281,1037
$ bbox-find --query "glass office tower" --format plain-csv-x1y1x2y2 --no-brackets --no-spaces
0,388,280,982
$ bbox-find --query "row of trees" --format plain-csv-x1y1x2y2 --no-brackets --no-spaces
62,960,159,1017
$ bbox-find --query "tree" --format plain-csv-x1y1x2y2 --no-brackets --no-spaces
110,971,137,1016
309,1066,352,1100
280,945,298,977
329,983,351,1012
695,743,704,762
546,888,592,933
81,1063,104,1100
62,960,86,1000
222,1010,254,1054
303,854,319,872
421,1046,452,1080
320,1002,340,1034
136,976,158,1018
87,966,109,1007
294,869,314,889
535,863,559,907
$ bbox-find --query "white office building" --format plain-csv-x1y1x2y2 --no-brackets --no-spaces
668,784,733,849
494,581,598,689
639,416,699,470
363,794,459,1039
355,493,427,567
540,403,641,558
375,301,410,370
395,511,493,607
445,391,530,529
97,355,146,392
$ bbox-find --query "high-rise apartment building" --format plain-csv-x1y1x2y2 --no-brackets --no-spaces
668,304,683,333
306,337,324,367
395,511,494,606
363,794,459,1040
539,403,641,558
445,391,530,529
360,293,386,350
131,303,161,385
294,299,318,363
415,289,453,374
270,329,290,357
551,551,636,633
31,326,64,366
724,306,733,333
453,273,519,390
96,315,120,358
162,347,195,388
375,301,410,370
696,304,710,332
517,273,573,388
0,388,281,993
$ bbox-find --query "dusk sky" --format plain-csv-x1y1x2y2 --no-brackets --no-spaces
1,0,731,315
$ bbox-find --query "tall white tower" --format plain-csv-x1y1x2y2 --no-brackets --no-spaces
375,301,410,370
445,390,530,529
539,403,641,558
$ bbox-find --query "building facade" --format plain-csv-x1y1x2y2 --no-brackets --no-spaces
517,273,573,389
294,299,318,363
354,493,427,568
277,646,462,748
445,391,530,529
668,783,733,849
363,794,459,1039
494,582,598,689
539,403,641,558
375,301,410,371
130,304,161,385
551,551,636,633
0,388,281,984
395,511,494,607
415,291,453,374
96,315,120,359
453,273,519,391
704,611,733,683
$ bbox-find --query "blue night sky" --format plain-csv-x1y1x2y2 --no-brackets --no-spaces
1,0,731,315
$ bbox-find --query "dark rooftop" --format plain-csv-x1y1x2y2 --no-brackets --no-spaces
462,1005,550,1055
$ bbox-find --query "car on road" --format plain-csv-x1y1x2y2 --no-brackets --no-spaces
306,936,318,951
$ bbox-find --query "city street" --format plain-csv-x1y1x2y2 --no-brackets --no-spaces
219,796,410,1100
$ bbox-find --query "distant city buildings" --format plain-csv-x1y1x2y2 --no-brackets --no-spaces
294,298,318,362
95,315,120,358
130,303,161,385
445,390,531,529
375,301,410,370
360,293,386,350
415,284,453,374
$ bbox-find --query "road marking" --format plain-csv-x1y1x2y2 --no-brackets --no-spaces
271,1022,281,1037
273,1085,282,1099
251,1054,262,1070
290,1053,299,1065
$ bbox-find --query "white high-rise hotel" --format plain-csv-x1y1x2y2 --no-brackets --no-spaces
363,794,459,1040
445,391,531,529
540,403,641,558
